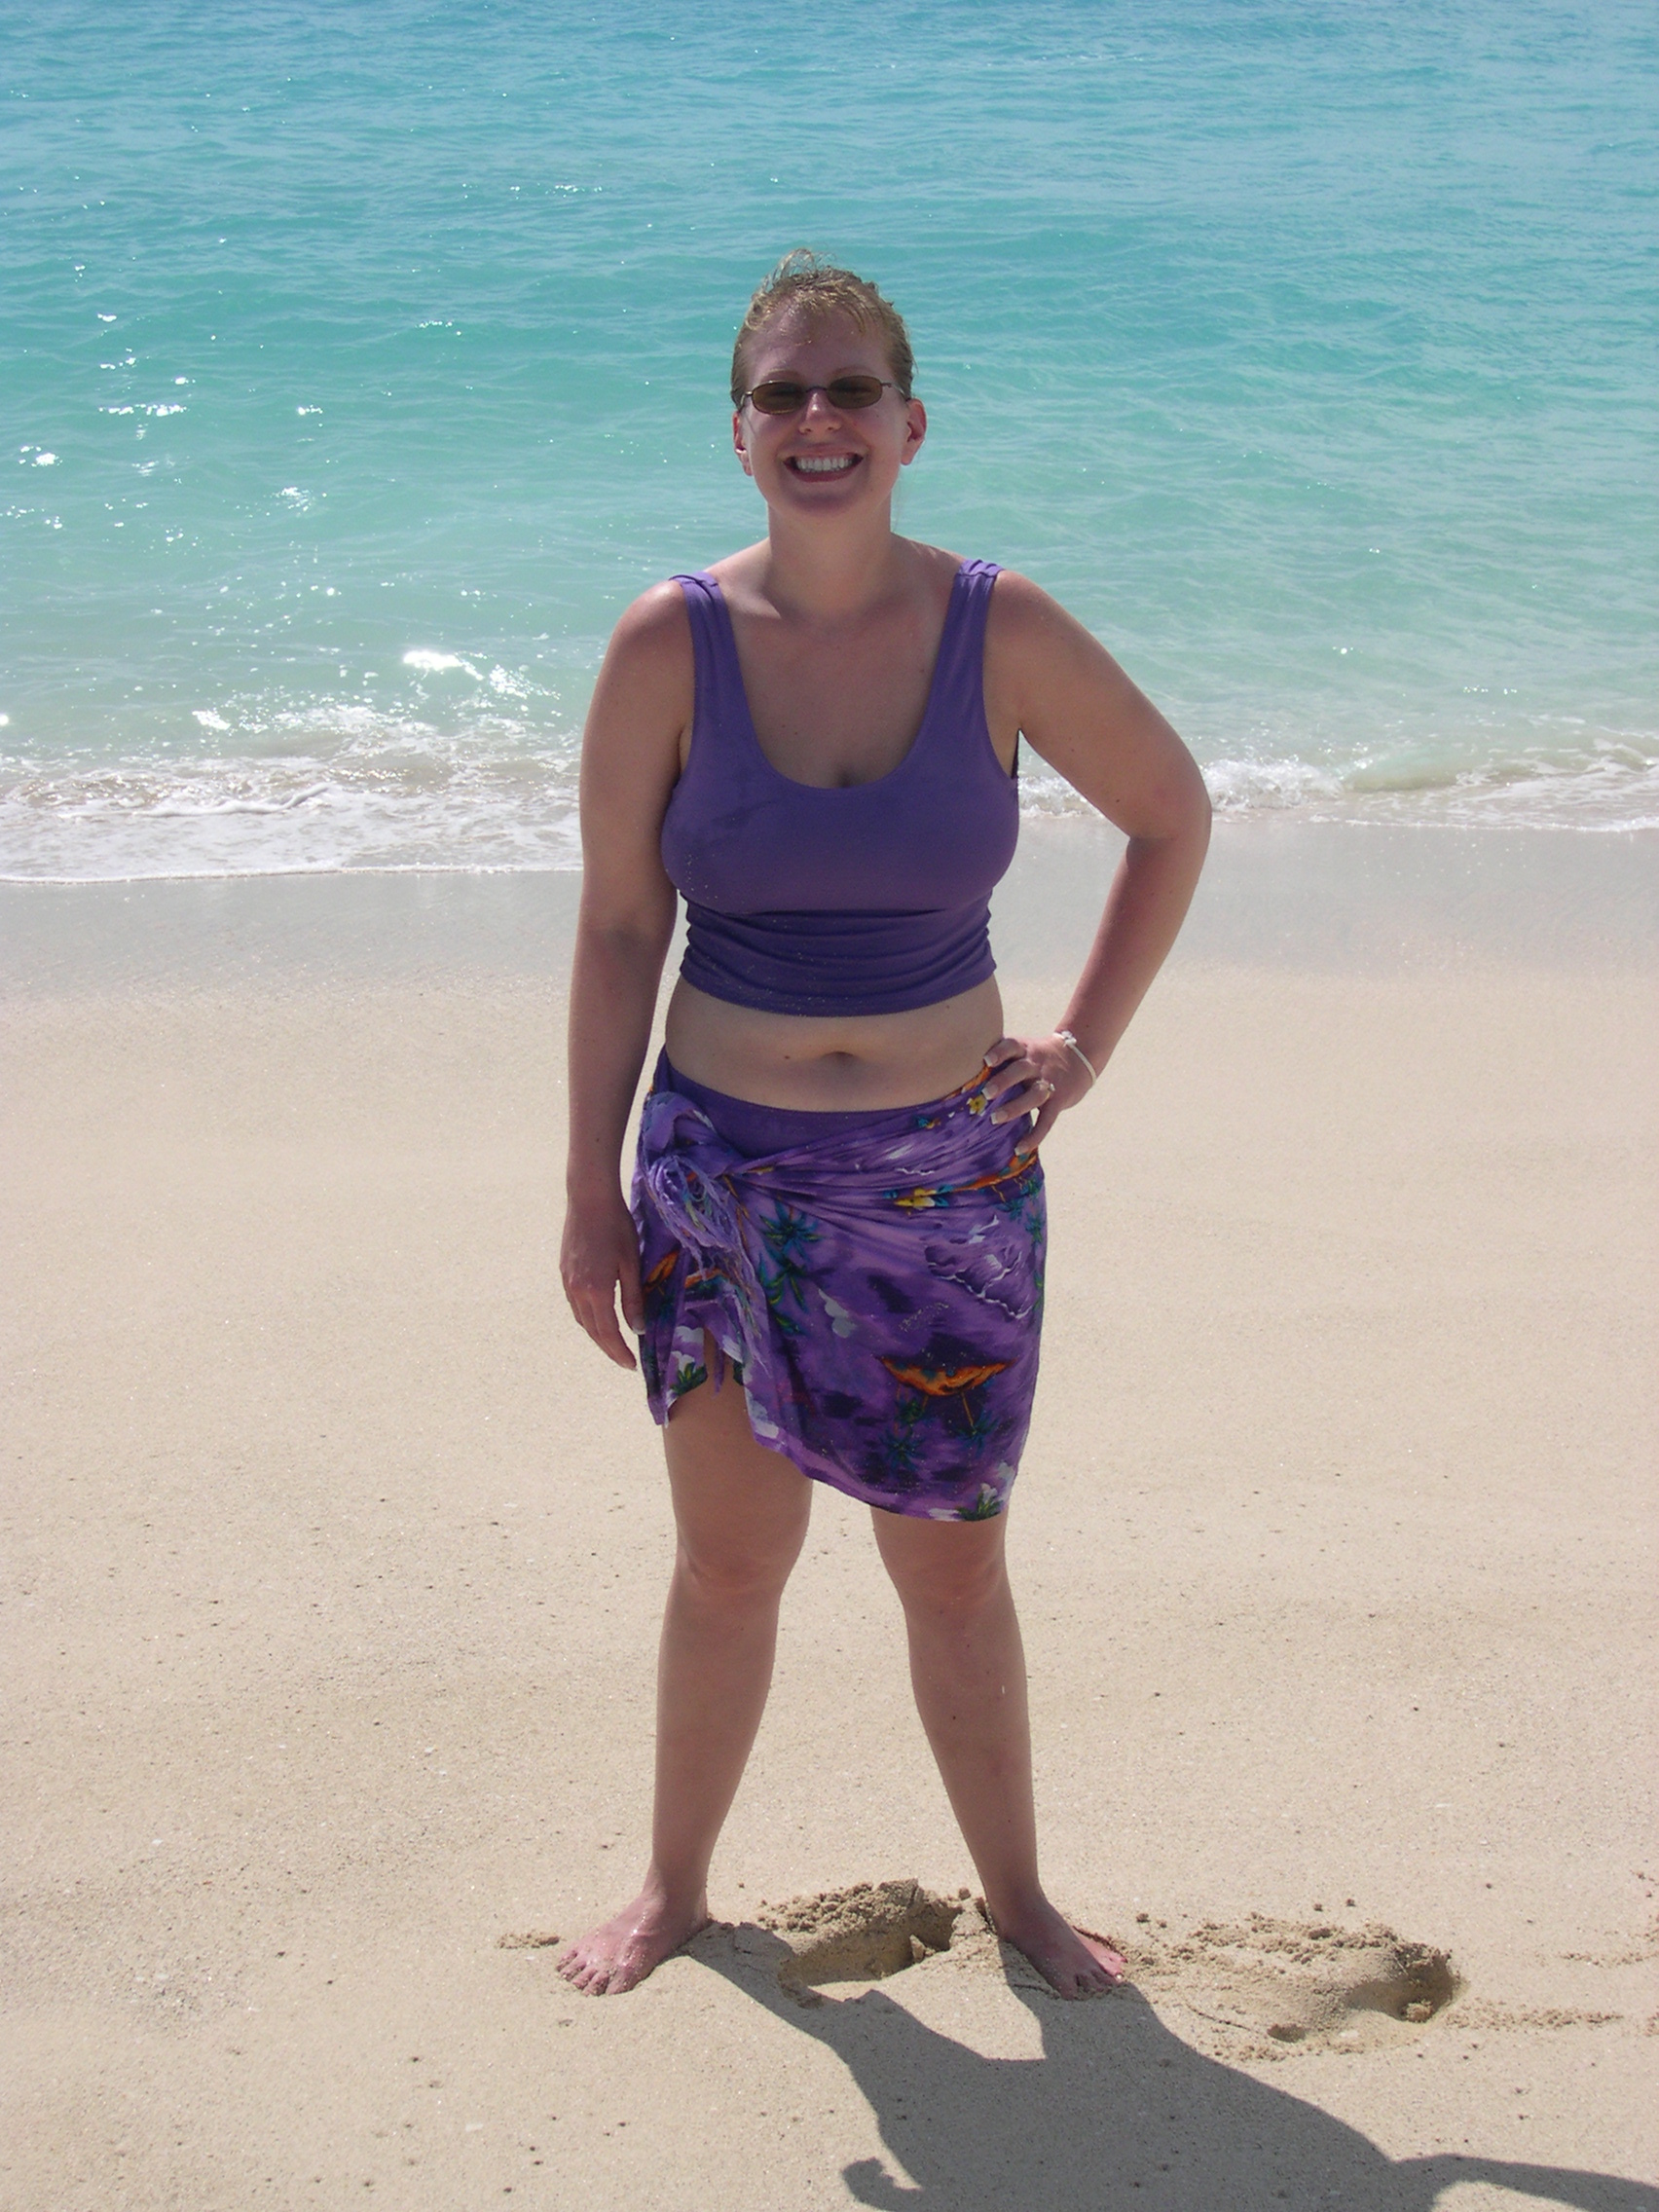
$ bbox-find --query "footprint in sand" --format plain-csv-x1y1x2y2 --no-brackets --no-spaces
698,1885,1461,2056
754,1879,975,2002
1126,1913,1459,2057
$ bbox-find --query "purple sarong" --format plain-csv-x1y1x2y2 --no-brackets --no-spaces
631,1067,1046,1519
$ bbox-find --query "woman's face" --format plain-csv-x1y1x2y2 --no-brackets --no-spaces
731,310,926,519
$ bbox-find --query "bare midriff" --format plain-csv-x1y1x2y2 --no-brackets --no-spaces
663,974,1005,1112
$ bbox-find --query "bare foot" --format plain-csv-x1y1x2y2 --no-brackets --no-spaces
554,1883,709,1996
989,1898,1127,1998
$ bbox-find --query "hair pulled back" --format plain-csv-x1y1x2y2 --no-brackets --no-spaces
731,250,915,406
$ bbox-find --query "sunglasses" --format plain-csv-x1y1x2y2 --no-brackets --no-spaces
737,375,898,416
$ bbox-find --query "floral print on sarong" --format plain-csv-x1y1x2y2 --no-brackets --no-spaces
631,1071,1045,1519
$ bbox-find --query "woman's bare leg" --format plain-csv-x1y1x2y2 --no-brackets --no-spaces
870,1507,1124,1998
557,1350,812,1995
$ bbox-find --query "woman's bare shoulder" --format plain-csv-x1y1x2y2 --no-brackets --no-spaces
587,580,695,734
982,567,1115,699
581,581,697,794
983,565,1081,636
606,577,692,667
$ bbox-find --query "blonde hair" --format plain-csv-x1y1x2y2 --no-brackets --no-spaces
730,250,915,406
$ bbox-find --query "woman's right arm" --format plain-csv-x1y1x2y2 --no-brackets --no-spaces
562,584,692,1369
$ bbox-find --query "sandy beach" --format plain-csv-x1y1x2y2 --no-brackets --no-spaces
4,821,1656,2211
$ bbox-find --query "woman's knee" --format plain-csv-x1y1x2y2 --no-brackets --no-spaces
876,1518,1010,1621
674,1524,803,1611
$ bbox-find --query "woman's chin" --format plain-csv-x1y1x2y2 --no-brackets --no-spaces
764,467,895,518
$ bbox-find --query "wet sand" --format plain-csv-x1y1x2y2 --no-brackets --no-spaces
4,822,1656,2209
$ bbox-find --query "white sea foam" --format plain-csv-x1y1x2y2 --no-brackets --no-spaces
4,717,1655,883
1023,732,1659,836
0,710,584,881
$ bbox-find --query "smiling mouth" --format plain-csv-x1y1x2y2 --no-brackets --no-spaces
787,454,861,477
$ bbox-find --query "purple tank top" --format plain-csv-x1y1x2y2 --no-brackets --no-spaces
659,559,1018,1018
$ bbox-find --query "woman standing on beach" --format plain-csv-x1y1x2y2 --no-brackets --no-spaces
558,253,1209,1998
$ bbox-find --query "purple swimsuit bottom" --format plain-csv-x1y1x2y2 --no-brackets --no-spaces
632,1053,1045,1520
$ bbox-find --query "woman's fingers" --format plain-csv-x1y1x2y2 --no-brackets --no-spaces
983,1032,1094,1150
562,1197,645,1369
1015,1088,1063,1157
581,1287,639,1370
984,1048,1040,1111
989,1080,1045,1124
563,1263,640,1369
987,1088,1032,1123
987,1052,1056,1124
1010,1080,1060,1153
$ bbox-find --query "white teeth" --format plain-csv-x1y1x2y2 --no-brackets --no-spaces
793,455,856,474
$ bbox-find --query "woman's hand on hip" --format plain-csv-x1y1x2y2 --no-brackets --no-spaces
982,1033,1093,1157
561,1185,645,1369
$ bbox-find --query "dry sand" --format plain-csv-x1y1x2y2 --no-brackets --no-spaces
4,823,1656,2210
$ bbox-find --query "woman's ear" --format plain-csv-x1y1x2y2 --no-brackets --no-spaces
732,410,755,478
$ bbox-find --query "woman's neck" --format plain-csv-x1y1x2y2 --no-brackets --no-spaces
756,505,911,623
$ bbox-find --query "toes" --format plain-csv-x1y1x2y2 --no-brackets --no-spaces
1076,1930,1127,1982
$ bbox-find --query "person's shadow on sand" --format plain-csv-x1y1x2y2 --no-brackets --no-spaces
690,1927,1656,2210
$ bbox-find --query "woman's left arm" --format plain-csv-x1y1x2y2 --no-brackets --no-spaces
981,570,1212,1154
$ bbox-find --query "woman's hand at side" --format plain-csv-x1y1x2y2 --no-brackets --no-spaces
982,1032,1092,1158
561,1183,645,1369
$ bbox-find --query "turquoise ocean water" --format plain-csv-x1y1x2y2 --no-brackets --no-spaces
5,1,1655,879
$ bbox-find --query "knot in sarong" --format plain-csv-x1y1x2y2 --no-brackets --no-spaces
636,1095,775,1383
642,1144,746,1271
